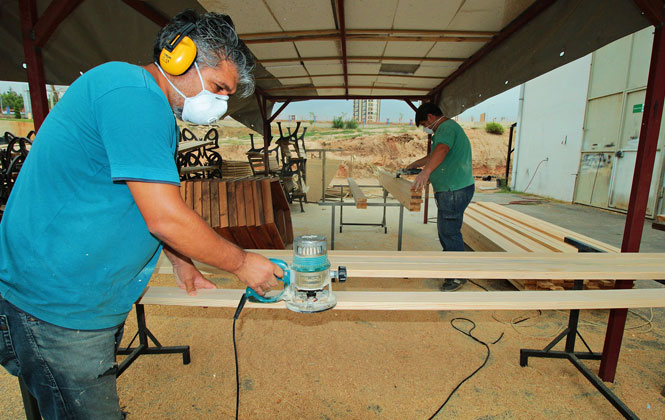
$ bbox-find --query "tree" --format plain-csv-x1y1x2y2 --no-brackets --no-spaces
1,89,24,119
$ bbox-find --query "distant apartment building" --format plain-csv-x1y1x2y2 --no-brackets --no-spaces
353,99,381,123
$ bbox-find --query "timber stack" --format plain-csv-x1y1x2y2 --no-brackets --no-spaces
180,177,293,249
462,201,621,291
376,168,423,211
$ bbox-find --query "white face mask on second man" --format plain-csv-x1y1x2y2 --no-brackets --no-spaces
422,115,445,135
156,61,229,125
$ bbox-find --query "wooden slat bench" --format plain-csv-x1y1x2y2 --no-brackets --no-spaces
462,202,621,291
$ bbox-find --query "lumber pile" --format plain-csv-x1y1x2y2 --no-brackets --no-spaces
462,202,620,291
376,168,422,211
221,160,253,179
180,177,293,249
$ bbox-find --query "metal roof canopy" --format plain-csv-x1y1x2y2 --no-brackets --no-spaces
1,0,665,397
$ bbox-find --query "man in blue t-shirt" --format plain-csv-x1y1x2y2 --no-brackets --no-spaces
0,10,281,419
406,103,475,291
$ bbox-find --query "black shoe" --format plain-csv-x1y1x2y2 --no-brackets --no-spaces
440,279,467,292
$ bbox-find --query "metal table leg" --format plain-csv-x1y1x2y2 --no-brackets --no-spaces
397,205,404,251
330,204,336,250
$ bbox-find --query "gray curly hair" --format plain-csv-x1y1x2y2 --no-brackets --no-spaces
153,10,255,97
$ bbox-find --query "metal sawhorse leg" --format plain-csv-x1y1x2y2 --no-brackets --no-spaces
519,237,639,419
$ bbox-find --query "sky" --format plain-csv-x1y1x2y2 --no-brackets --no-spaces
0,79,521,123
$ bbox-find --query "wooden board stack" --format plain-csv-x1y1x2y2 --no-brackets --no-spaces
180,177,293,249
462,201,620,291
221,160,254,179
376,168,422,211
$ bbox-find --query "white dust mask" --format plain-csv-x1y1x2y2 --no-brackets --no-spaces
422,115,445,135
156,61,229,125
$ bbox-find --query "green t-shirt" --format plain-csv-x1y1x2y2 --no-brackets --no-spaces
429,119,474,192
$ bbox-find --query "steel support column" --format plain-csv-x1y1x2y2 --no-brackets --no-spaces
599,21,665,382
18,0,83,132
19,0,49,131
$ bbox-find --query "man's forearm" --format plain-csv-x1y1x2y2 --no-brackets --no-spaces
128,182,247,274
155,206,247,274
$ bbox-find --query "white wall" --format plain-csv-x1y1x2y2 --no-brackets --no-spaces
512,55,592,202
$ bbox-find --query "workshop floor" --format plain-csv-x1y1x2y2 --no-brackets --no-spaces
1,186,664,419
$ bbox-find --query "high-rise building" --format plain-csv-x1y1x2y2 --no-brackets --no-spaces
352,99,381,123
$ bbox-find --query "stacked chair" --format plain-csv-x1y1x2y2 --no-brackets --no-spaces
177,127,223,180
246,122,308,212
1,131,33,218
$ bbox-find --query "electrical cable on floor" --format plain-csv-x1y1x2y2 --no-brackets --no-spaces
522,158,548,193
427,318,504,420
233,293,248,420
491,310,567,338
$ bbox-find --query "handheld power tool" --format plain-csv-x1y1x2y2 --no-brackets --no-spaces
396,167,422,178
246,235,346,313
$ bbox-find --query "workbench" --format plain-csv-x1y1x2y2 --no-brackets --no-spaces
319,183,405,250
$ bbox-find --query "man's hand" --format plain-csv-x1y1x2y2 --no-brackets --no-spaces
411,170,430,191
173,262,216,296
232,252,283,296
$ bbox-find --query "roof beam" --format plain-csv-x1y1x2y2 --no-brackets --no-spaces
633,0,665,25
33,0,84,47
242,34,492,44
267,99,291,123
264,94,429,101
265,85,431,92
239,29,497,39
337,0,349,96
259,56,465,64
428,0,558,97
255,73,444,80
121,0,169,27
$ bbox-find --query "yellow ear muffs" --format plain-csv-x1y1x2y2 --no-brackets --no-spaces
159,23,197,76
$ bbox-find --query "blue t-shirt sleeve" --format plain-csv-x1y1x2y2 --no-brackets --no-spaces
95,86,179,185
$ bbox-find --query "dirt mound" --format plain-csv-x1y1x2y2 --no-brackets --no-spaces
210,123,509,179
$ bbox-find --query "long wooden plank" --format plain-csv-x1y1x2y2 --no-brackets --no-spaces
465,206,552,252
467,203,577,253
260,178,285,249
213,181,235,242
476,202,620,253
376,168,422,211
346,178,367,209
140,286,665,311
270,178,293,244
250,179,274,248
185,180,194,209
154,251,665,280
201,180,211,226
242,179,261,248
463,211,530,252
193,180,203,217
210,180,220,228
179,181,186,202
232,180,254,248
305,158,343,202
